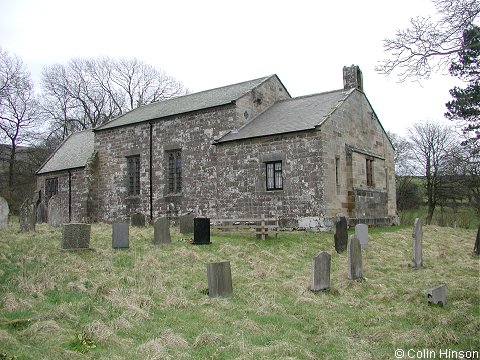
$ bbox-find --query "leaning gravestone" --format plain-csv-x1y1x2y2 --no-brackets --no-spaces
347,235,363,280
0,196,9,230
48,195,63,227
112,222,129,249
311,251,331,291
131,213,145,227
334,216,348,253
412,218,423,268
19,198,36,232
355,224,368,249
193,217,211,245
153,217,171,245
474,226,480,256
61,223,91,249
428,284,446,306
206,261,233,298
179,213,195,234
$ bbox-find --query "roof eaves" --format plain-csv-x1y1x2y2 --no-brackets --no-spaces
214,127,317,145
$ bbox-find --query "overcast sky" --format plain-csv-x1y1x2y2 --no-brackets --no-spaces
0,0,464,136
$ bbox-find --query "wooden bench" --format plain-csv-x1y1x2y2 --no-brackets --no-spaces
210,216,279,240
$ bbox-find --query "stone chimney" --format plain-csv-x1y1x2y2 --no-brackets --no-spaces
343,65,363,92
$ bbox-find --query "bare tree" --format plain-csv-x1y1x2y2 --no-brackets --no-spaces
407,121,457,224
376,0,480,81
41,57,187,141
0,49,40,188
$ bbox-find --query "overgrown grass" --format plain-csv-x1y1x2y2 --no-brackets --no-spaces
399,205,479,229
1,219,479,359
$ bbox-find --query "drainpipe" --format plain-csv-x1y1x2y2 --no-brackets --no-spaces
68,170,72,222
149,121,153,222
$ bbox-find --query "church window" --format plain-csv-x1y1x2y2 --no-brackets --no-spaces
127,155,140,196
167,151,182,194
266,161,283,190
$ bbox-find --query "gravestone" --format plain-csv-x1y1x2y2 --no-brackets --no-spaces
19,198,35,232
411,218,423,268
47,195,63,227
347,235,363,280
311,251,331,291
206,261,233,298
131,213,145,227
153,217,171,245
474,226,480,256
112,222,129,249
61,223,91,249
355,224,368,249
0,196,10,229
428,284,446,306
334,216,348,253
193,217,211,245
179,213,195,234
36,202,47,223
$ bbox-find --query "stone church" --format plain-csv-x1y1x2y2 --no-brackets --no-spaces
36,65,397,230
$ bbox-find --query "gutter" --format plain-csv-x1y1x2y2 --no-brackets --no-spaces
149,121,153,222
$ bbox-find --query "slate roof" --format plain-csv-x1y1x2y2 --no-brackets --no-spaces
95,75,277,131
216,89,353,143
37,130,94,174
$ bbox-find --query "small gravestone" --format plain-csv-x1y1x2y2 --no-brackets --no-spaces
48,195,63,227
131,213,145,227
334,216,348,253
19,198,35,232
193,217,211,245
179,213,195,234
61,223,91,249
311,251,331,291
412,218,423,268
347,235,363,280
112,223,129,249
474,226,480,256
207,261,233,298
153,217,171,245
36,202,47,223
0,196,9,229
355,224,368,249
428,284,446,306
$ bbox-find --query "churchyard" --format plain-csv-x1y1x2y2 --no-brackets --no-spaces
0,218,479,359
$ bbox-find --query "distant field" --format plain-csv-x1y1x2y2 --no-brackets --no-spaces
1,220,479,359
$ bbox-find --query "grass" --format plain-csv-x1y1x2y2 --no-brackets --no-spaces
399,205,479,229
0,218,479,359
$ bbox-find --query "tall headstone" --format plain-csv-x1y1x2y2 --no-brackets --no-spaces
19,198,36,232
347,235,363,280
474,226,480,256
355,224,368,249
334,216,348,253
412,218,423,268
179,213,195,234
47,195,63,227
193,217,211,245
36,202,47,223
206,261,233,298
428,284,446,306
311,251,331,291
153,217,171,245
61,223,91,249
131,213,145,227
0,196,10,230
112,222,129,249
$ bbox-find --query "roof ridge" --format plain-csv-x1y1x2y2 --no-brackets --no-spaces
96,74,275,131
